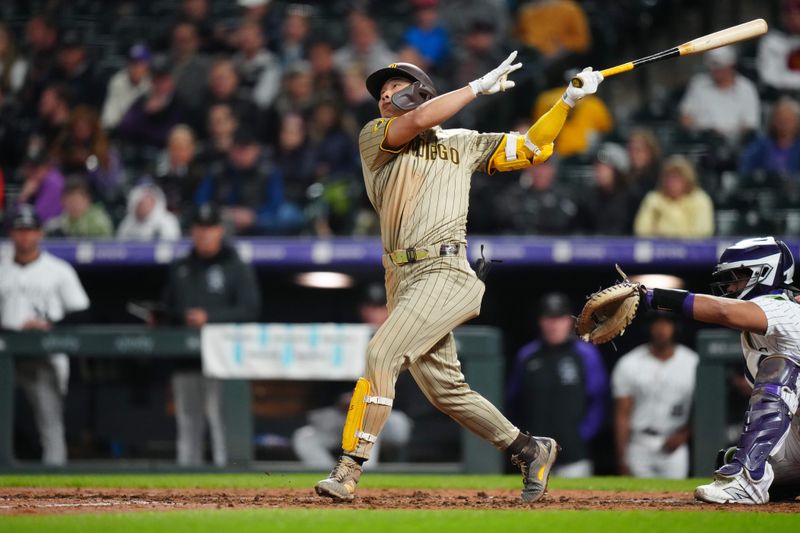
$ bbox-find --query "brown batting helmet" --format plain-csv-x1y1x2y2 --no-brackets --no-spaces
365,62,438,111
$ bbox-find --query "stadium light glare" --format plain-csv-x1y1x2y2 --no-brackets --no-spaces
628,274,685,289
294,271,354,289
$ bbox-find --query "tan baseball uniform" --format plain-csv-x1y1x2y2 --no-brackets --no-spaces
349,117,520,459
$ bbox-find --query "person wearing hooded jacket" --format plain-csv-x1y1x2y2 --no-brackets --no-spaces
117,183,181,241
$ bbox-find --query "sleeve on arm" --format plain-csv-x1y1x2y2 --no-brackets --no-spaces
59,265,90,313
359,118,408,172
469,131,505,173
752,297,800,339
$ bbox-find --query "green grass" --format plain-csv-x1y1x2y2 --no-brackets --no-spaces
0,473,703,492
1,509,797,533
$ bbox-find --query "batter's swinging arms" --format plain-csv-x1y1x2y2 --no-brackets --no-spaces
314,52,604,502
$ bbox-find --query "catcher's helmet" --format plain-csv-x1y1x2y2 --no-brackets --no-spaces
710,236,797,299
365,62,438,111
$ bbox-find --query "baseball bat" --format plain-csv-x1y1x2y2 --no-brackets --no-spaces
571,18,768,88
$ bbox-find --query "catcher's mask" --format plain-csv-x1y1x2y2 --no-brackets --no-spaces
366,62,438,111
710,237,796,299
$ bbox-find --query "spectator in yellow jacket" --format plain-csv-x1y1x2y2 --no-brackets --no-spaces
633,155,714,238
515,0,590,58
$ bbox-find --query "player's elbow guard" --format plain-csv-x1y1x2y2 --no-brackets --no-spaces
487,133,554,174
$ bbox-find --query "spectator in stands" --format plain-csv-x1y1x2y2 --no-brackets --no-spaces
0,86,25,174
496,156,578,235
117,56,186,148
16,151,64,224
238,0,282,52
450,20,509,131
578,143,633,235
757,0,800,93
278,4,312,69
740,96,800,178
308,39,344,102
274,62,315,116
309,100,360,181
613,312,698,479
154,124,206,217
30,83,72,154
0,23,28,96
439,0,510,44
175,0,217,53
276,112,316,206
679,46,760,145
402,0,450,71
1,206,90,466
170,21,210,115
44,178,113,238
196,128,303,235
51,105,123,202
233,19,282,110
202,103,238,167
205,59,261,135
21,15,59,112
333,11,395,75
160,203,261,467
51,29,103,107
627,128,663,201
633,155,714,238
341,67,375,131
117,183,181,241
532,69,613,157
508,293,608,477
101,43,152,130
515,0,590,62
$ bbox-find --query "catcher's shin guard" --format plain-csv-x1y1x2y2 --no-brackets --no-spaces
721,356,800,479
341,378,393,453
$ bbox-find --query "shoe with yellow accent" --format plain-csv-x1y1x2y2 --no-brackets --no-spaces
511,436,559,502
315,456,363,502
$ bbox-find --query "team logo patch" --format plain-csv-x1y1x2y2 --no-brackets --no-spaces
206,266,226,293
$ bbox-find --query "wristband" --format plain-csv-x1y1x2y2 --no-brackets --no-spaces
649,288,695,318
561,91,576,108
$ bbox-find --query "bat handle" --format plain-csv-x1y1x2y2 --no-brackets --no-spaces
569,63,634,88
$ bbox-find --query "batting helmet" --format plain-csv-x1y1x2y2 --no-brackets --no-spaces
365,62,438,111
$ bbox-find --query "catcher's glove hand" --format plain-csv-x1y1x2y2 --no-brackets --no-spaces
575,265,647,344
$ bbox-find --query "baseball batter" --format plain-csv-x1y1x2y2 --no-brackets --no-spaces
639,237,800,504
315,52,604,502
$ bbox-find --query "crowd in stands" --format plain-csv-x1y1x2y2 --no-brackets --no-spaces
1,0,799,240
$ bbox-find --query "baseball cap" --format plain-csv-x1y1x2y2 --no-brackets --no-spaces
11,205,42,230
538,292,572,317
705,46,736,69
128,43,152,62
150,54,173,77
238,0,271,7
191,204,222,226
233,127,259,146
596,142,630,174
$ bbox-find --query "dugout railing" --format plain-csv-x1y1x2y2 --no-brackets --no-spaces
0,325,504,474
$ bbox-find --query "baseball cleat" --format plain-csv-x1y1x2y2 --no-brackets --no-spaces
314,455,362,502
511,436,560,502
694,462,772,505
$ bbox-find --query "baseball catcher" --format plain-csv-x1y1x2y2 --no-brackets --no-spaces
578,237,800,504
314,53,604,502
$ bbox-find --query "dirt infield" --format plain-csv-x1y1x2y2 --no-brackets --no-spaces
1,487,797,515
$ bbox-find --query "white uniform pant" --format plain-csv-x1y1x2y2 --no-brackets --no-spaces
627,433,689,479
16,357,68,466
172,372,226,467
771,413,800,485
552,459,594,478
293,411,413,470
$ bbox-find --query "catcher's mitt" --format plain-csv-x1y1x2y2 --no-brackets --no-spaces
576,265,645,344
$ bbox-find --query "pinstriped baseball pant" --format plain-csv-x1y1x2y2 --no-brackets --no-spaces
351,255,520,459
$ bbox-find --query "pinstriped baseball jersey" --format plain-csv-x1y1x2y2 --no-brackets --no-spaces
359,118,503,252
741,294,800,385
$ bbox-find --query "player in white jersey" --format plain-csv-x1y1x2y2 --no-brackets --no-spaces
642,236,800,503
612,313,699,479
0,206,90,465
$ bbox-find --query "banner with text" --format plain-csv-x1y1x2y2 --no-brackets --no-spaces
201,323,372,379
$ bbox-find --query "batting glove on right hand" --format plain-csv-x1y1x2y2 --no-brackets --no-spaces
562,67,604,107
469,51,522,96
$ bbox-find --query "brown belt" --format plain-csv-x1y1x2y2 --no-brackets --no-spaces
383,243,462,266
